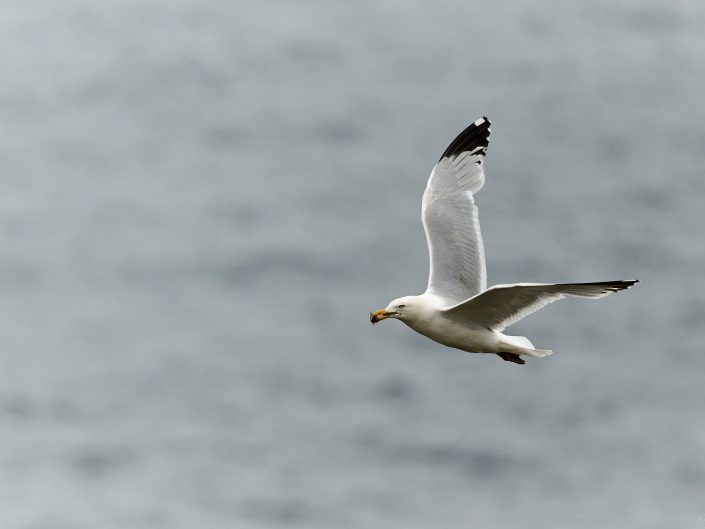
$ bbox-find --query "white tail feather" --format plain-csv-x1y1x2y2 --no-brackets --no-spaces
522,349,553,358
505,335,535,349
501,335,553,359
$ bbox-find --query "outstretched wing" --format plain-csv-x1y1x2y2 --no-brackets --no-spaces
442,280,639,330
422,117,491,304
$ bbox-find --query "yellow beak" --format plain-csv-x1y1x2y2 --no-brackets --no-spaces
370,309,395,324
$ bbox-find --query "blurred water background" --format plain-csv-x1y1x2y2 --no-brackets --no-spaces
1,1,704,527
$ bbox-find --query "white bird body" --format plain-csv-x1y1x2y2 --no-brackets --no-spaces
380,293,548,359
410,312,505,356
371,117,637,365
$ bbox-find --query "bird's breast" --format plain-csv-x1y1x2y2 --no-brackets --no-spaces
404,314,498,353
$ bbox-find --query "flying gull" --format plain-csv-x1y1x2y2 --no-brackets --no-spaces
370,117,638,364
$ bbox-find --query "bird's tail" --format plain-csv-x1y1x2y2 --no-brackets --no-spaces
522,348,553,358
501,335,553,359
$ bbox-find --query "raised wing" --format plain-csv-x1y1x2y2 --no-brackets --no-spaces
422,117,491,304
443,280,639,330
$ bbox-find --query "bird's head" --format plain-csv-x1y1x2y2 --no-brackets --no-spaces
370,296,420,325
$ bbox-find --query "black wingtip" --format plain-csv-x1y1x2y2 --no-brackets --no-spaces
618,279,639,287
598,279,639,292
439,116,492,162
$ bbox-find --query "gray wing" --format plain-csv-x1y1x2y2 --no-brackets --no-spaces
442,280,639,331
422,117,491,304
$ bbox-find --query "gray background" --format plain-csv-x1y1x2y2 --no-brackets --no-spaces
2,1,704,527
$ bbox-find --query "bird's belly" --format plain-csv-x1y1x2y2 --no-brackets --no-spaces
406,316,499,353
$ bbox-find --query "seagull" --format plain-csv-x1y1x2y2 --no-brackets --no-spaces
370,117,638,364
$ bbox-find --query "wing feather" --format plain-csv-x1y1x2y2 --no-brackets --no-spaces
422,117,491,303
442,280,639,330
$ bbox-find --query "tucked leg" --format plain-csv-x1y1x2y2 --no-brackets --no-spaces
497,352,525,365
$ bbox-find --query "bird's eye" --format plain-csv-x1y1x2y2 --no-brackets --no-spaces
398,305,406,309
